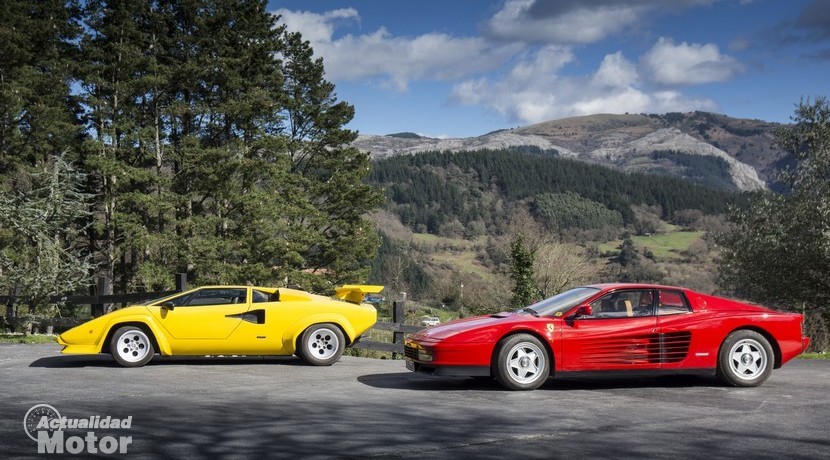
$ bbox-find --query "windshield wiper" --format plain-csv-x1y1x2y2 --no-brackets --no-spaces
521,307,540,317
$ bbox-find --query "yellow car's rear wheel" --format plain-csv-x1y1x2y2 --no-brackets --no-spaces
110,326,155,367
298,323,345,366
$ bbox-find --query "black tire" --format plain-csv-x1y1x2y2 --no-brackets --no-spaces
298,323,345,366
493,334,550,391
110,326,155,367
716,330,774,387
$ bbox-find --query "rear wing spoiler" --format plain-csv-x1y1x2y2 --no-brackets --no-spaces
333,285,384,304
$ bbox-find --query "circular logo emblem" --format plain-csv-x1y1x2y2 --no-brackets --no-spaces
23,404,61,441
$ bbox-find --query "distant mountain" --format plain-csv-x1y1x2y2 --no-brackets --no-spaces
354,112,790,192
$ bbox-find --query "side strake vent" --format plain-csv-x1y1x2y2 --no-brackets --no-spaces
225,309,266,324
578,331,692,365
659,331,692,363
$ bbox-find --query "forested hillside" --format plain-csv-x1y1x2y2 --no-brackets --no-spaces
369,149,739,236
366,148,742,314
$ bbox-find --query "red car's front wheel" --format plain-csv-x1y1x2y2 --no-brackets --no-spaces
493,334,550,391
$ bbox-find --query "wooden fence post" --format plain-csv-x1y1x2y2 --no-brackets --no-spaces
392,292,406,359
175,273,187,292
91,277,109,317
5,286,20,327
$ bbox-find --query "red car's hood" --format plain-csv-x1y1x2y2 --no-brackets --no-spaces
410,312,522,341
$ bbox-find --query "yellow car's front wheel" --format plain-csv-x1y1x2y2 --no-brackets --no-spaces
298,324,345,366
110,326,155,367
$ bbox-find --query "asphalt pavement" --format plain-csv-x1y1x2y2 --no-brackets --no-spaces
1,344,828,459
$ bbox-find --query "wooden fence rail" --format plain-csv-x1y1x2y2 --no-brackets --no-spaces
353,299,424,356
2,274,188,319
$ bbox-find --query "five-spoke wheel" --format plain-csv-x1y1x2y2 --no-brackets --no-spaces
110,326,155,367
717,330,773,387
494,334,550,390
298,323,345,366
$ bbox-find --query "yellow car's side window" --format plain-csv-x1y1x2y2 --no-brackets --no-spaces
178,288,247,307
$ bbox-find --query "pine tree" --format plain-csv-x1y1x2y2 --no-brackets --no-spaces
510,234,536,308
1,0,384,300
0,155,94,312
81,0,179,291
0,0,82,175
274,29,383,290
719,97,830,310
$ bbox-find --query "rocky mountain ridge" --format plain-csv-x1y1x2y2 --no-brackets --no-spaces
353,112,788,192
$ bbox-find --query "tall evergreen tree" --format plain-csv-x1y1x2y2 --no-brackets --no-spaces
719,97,830,311
274,30,383,290
0,0,82,175
510,234,536,308
80,0,179,293
77,1,382,292
0,155,94,312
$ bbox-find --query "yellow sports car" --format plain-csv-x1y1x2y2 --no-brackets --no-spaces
57,285,382,367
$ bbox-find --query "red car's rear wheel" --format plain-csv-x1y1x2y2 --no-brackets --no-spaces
717,330,773,387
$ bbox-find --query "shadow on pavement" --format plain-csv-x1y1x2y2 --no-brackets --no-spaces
358,372,504,391
358,371,721,391
30,354,305,368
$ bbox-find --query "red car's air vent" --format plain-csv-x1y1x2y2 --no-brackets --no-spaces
659,331,692,363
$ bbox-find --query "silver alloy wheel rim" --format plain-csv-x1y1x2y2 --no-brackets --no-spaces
728,338,767,380
506,342,545,384
307,327,340,360
116,329,151,363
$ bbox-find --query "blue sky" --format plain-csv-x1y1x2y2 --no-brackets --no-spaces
268,0,830,138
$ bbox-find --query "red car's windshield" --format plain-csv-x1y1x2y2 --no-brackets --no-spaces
520,287,600,317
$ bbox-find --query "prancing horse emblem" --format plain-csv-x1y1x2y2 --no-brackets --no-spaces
547,323,554,332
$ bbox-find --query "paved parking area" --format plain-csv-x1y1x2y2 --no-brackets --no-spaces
1,344,828,459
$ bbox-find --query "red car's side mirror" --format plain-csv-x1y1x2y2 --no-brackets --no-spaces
574,305,592,317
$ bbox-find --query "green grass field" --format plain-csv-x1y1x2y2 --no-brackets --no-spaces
410,233,498,282
798,353,830,359
599,230,705,260
0,333,57,344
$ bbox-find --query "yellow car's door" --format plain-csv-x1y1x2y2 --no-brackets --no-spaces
150,287,250,354
222,289,282,354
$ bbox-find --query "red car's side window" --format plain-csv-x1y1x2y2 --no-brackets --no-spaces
587,290,654,318
658,290,691,315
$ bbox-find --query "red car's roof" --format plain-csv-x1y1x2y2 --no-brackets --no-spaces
586,283,691,292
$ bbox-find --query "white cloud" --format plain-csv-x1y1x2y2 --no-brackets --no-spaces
486,0,643,44
452,46,718,124
593,52,639,88
275,6,732,126
274,8,359,44
273,8,519,91
642,37,744,85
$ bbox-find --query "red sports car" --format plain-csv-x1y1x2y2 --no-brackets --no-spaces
404,284,810,390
